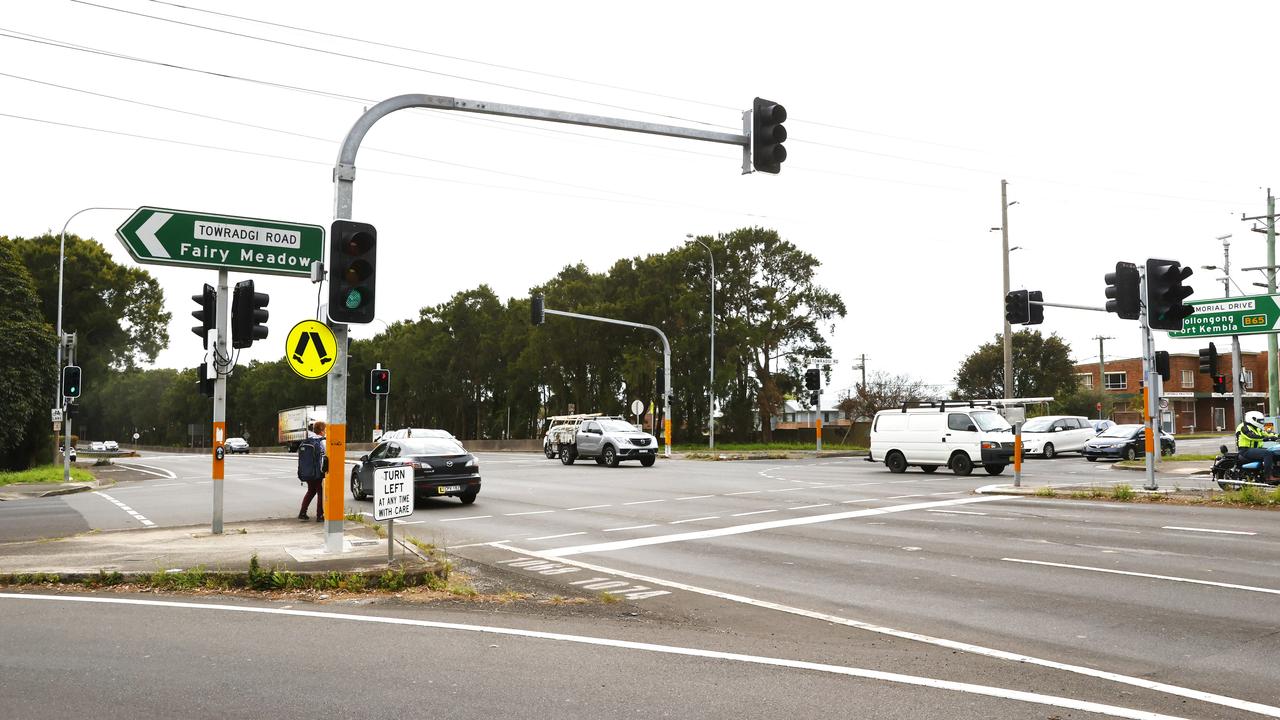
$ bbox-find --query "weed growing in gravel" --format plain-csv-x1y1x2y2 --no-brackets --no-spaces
1034,486,1057,497
1110,484,1135,501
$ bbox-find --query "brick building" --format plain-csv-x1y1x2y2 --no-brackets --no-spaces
1073,352,1270,433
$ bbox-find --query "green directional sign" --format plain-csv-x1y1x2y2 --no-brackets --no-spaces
116,207,324,277
1168,294,1280,339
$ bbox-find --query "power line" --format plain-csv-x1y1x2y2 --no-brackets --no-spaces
71,0,739,131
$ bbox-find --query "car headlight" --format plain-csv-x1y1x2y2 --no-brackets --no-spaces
466,457,479,469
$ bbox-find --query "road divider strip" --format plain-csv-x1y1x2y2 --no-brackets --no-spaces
0,593,1203,720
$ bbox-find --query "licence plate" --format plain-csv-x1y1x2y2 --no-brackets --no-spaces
438,485,463,494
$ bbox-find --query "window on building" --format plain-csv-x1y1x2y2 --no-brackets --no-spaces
1181,370,1194,388
1104,372,1127,390
1076,373,1093,389
1244,369,1254,388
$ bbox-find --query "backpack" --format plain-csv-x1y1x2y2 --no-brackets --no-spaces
297,437,326,481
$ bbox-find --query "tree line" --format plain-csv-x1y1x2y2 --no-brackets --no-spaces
0,227,845,466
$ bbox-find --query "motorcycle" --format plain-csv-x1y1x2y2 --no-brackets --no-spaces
1210,444,1280,491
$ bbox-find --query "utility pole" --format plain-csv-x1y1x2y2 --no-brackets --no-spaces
1000,179,1012,399
1243,190,1278,414
1217,235,1245,428
854,354,867,389
1092,336,1112,420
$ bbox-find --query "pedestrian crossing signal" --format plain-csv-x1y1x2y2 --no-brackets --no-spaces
370,368,390,396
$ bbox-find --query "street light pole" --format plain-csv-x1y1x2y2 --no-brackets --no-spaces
686,235,715,450
998,180,1012,399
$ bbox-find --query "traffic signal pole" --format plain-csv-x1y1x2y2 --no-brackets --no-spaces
1139,267,1158,491
212,269,228,534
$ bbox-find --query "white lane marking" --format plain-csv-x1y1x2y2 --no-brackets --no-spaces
788,503,831,510
669,516,720,524
841,498,877,504
92,491,155,528
527,532,588,541
439,515,492,522
115,462,177,479
1161,526,1256,536
887,494,924,500
565,504,612,511
504,510,556,517
675,495,714,501
731,509,777,517
622,499,665,506
926,509,988,516
603,524,657,532
446,540,510,549
767,487,806,493
723,490,761,496
397,520,425,525
930,491,965,496
1002,558,1280,596
543,496,1009,558
494,549,1277,720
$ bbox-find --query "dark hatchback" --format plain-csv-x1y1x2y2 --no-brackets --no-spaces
1082,424,1175,461
350,437,481,504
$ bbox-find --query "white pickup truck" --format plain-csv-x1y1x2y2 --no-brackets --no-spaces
550,416,658,468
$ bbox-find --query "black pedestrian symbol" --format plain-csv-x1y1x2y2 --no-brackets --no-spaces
292,331,332,366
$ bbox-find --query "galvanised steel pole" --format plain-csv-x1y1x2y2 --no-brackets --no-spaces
1001,179,1012,399
687,236,714,450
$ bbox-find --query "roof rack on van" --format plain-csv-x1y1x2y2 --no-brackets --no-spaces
898,397,1055,413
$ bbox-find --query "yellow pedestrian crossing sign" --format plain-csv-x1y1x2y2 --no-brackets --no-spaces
285,320,336,379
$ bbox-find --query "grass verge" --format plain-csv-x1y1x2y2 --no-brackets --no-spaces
674,442,867,452
0,464,93,486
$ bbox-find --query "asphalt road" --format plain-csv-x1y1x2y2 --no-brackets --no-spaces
1,447,1276,719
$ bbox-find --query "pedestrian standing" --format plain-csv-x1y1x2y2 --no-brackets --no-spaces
297,420,327,521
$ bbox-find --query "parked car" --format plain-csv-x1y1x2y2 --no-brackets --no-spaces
1082,424,1175,461
380,428,455,441
90,441,106,452
869,403,1014,476
60,445,77,462
1018,415,1095,458
350,436,480,504
104,440,119,452
224,437,250,454
1089,419,1115,434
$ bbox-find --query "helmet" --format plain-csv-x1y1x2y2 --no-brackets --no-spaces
1245,411,1265,429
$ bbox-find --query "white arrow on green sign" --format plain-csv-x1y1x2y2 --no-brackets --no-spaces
115,207,324,277
1168,293,1280,339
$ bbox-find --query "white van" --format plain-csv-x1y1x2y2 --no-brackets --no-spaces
869,405,1015,475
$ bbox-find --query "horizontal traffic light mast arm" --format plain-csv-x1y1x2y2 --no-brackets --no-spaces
1032,299,1107,312
543,308,670,358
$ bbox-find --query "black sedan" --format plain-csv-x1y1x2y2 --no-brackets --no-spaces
350,437,480,505
1082,424,1175,461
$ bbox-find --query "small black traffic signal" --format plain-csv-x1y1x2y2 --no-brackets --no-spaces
328,220,377,324
809,391,820,407
531,295,545,326
805,368,821,391
64,401,79,419
1146,258,1194,331
1004,289,1030,325
1198,343,1218,375
1155,350,1170,382
656,367,666,397
1212,374,1227,394
1104,261,1141,320
1027,290,1044,325
751,97,788,174
191,283,216,349
196,364,214,398
62,365,81,399
231,279,270,349
370,368,390,396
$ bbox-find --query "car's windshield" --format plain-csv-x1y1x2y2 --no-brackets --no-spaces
973,411,1012,432
1021,417,1054,432
399,438,467,455
599,420,639,433
1100,425,1139,438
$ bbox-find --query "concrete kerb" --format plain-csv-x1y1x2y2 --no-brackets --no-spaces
0,478,113,501
683,450,869,462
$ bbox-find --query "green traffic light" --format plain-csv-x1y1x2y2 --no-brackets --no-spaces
344,288,363,309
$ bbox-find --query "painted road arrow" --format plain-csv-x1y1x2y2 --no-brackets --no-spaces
116,207,324,277
1168,293,1280,339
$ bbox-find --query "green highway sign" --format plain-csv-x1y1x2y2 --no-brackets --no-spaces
116,207,324,277
1169,293,1280,339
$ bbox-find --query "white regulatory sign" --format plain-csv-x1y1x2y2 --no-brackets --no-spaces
373,466,414,521
631,399,645,416
51,408,63,423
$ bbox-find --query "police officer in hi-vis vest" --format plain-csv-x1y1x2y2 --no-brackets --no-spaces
1236,411,1277,479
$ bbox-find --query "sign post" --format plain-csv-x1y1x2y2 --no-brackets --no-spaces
373,466,414,563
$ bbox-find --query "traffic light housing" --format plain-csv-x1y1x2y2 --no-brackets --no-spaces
231,279,270,349
1004,289,1029,325
1104,261,1141,320
805,368,821,391
370,368,390,396
191,283,216,349
1146,258,1194,331
810,391,820,406
1027,290,1044,325
1155,350,1170,382
751,97,788,174
196,364,214,398
328,220,377,324
62,365,81,399
531,295,545,326
1198,343,1218,375
1213,374,1227,394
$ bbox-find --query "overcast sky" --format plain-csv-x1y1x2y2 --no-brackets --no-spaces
5,1,1280,397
